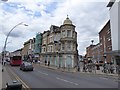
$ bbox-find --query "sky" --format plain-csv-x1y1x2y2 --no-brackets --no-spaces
0,0,110,55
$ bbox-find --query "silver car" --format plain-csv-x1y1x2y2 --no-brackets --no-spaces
20,62,34,71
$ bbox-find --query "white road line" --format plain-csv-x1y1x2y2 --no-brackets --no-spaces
38,71,48,76
99,77,108,80
56,77,79,85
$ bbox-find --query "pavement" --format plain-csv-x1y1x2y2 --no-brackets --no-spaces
33,63,119,79
1,64,14,89
0,63,22,90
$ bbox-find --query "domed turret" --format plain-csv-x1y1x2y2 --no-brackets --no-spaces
63,16,72,25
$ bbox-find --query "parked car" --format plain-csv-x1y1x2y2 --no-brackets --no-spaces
20,62,34,71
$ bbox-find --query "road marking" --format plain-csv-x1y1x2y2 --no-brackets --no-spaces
99,77,108,80
56,77,79,85
38,71,48,76
7,67,31,90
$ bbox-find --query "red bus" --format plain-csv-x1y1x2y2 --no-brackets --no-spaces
10,56,22,66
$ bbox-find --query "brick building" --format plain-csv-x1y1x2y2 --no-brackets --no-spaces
86,20,113,64
91,43,101,63
86,45,96,62
99,20,113,63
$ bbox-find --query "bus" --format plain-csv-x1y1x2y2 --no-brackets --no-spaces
10,56,22,66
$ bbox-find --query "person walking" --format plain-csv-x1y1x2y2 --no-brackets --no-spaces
48,60,50,66
45,60,47,66
3,60,6,66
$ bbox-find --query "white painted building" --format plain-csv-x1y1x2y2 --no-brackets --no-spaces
107,0,120,65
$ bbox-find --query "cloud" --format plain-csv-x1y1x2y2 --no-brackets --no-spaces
0,0,109,55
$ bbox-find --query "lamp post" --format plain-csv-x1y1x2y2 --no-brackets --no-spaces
2,22,28,71
103,54,107,73
3,22,28,54
91,40,94,45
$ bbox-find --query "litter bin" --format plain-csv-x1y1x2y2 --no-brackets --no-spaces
6,81,22,90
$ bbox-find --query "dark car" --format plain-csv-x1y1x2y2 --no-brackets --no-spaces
20,62,34,71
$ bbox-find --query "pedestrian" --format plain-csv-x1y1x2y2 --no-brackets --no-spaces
83,65,86,72
77,66,80,72
110,64,114,74
2,59,3,65
33,60,35,63
3,60,6,66
48,61,50,66
38,60,40,64
45,60,47,66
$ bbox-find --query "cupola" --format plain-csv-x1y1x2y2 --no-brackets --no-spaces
63,15,72,25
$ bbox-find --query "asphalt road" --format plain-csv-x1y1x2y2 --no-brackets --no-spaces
4,64,119,88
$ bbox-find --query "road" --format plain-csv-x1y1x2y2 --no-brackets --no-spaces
3,64,119,89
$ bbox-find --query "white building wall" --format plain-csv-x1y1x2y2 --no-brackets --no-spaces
118,1,120,50
110,1,120,51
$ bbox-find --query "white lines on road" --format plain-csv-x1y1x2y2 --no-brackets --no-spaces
38,71,48,76
99,77,108,80
56,77,79,86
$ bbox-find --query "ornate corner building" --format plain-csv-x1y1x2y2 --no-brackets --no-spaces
40,16,78,69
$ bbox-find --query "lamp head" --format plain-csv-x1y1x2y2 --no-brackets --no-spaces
24,24,28,26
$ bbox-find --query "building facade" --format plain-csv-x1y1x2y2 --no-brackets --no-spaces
86,20,113,64
91,43,101,63
34,33,42,58
107,0,120,66
22,38,35,61
99,20,113,63
86,45,96,62
40,17,78,69
10,49,22,57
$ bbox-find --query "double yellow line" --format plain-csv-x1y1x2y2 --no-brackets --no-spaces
7,67,31,90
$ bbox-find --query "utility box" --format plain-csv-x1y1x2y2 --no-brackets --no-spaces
6,81,22,90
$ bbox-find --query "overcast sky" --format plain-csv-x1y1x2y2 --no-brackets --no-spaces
0,0,110,55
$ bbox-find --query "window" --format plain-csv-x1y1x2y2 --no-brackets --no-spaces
50,46,53,52
48,46,50,52
62,31,65,37
50,37,53,42
68,42,71,50
108,46,112,50
62,44,64,50
44,48,46,52
107,29,111,34
67,30,71,37
107,36,111,41
73,46,74,51
43,40,46,44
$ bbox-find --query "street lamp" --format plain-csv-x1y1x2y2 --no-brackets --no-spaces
1,0,8,1
103,54,107,64
103,54,107,73
91,40,94,45
2,22,28,70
